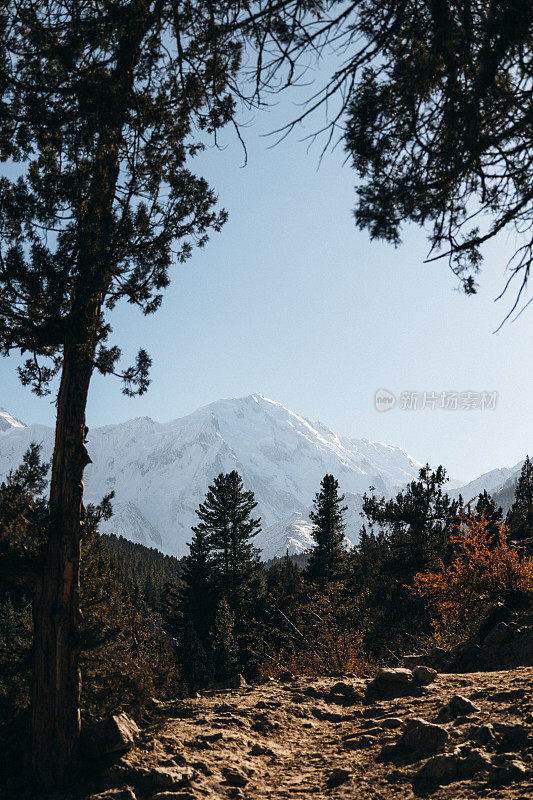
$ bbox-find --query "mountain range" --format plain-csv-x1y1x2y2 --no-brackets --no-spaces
0,396,525,559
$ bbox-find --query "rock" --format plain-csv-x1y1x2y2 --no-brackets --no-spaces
344,735,378,750
197,731,224,743
492,758,529,783
85,791,137,800
454,745,492,778
82,713,140,758
417,744,492,784
311,707,347,723
250,742,275,756
412,666,437,686
226,674,248,689
330,681,356,696
375,668,414,684
493,721,531,747
222,767,249,787
326,768,352,788
398,717,449,752
437,694,479,720
471,722,496,744
151,767,194,789
416,754,459,783
380,717,403,729
484,622,513,646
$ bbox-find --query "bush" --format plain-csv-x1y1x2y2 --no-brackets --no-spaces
256,587,374,678
411,514,533,645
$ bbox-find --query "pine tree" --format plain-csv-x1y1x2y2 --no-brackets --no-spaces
176,622,214,691
212,598,238,682
177,527,216,642
506,456,533,541
474,490,503,545
193,471,261,613
0,3,252,786
304,474,348,586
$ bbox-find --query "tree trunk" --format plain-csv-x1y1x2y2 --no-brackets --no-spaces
31,340,94,789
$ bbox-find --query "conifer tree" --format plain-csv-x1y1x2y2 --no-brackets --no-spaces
174,527,216,643
304,474,348,586
212,597,238,682
351,465,461,656
193,471,261,613
506,456,533,541
474,490,503,545
176,622,214,691
0,2,258,785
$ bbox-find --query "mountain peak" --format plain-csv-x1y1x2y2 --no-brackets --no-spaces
0,406,26,433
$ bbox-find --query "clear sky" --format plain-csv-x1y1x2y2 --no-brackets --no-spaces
1,81,532,483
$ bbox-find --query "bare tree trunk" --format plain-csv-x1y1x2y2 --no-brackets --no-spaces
31,340,94,789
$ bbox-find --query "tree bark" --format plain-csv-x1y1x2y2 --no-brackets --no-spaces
31,340,94,789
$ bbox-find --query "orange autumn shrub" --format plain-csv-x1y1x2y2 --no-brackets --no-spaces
411,514,533,644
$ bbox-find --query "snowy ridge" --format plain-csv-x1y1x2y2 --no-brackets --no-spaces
0,406,26,433
0,393,426,558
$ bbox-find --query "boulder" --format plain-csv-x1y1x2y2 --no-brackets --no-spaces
82,713,140,758
380,717,403,729
412,666,437,686
326,768,352,788
330,681,356,696
375,668,414,684
222,767,249,787
493,721,531,748
84,791,137,800
151,767,194,789
416,754,459,783
437,694,479,720
471,722,496,745
492,758,529,783
398,718,449,752
226,674,248,689
344,735,378,750
454,745,492,778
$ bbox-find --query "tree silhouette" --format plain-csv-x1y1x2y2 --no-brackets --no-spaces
305,474,347,586
0,1,253,787
506,456,533,541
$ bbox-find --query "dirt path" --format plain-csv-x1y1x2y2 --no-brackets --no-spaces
93,666,533,800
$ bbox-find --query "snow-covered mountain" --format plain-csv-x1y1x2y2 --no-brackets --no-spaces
452,461,525,512
0,394,424,558
0,406,25,433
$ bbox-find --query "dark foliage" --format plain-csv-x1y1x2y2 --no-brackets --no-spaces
349,465,462,657
304,474,348,586
165,471,263,685
255,1,533,312
506,456,533,541
473,490,504,545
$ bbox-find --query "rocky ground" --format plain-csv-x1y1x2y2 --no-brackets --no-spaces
70,664,533,800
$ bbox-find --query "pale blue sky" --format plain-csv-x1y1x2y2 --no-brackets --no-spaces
1,88,532,483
